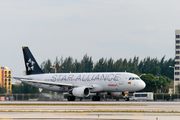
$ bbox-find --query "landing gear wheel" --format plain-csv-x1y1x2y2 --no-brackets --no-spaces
92,96,100,101
124,97,129,101
67,96,75,101
92,96,96,101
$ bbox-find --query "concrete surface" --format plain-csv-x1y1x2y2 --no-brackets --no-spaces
0,101,180,119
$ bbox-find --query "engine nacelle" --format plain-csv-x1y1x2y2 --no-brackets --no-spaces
72,87,90,97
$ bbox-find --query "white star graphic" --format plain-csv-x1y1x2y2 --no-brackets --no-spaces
26,58,35,71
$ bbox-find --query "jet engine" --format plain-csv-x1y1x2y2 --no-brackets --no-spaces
71,87,90,97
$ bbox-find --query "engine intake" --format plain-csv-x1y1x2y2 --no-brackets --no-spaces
72,87,90,97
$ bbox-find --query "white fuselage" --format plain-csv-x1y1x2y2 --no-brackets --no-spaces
22,72,146,93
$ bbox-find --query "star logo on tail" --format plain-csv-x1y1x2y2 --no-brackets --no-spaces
26,58,35,71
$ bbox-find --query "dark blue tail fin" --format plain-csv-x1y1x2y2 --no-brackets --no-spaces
22,47,44,75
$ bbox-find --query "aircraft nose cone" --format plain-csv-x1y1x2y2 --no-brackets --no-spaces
139,81,146,90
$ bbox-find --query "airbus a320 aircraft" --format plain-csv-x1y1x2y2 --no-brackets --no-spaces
13,47,146,101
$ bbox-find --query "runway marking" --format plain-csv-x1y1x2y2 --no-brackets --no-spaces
133,114,144,116
91,107,98,108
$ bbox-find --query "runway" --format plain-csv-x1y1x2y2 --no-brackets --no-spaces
0,101,180,120
0,112,180,120
1,101,180,105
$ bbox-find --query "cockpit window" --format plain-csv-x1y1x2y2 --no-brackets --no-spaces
129,77,140,80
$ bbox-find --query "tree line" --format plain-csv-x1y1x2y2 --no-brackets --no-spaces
140,74,172,93
41,55,174,79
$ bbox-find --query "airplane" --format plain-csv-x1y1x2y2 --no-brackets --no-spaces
13,47,146,101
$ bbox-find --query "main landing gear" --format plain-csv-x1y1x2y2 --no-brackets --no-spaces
92,96,100,101
67,96,75,101
92,93,100,101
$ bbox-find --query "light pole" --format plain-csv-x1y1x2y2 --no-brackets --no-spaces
50,65,57,97
50,65,56,73
169,66,175,94
139,74,146,77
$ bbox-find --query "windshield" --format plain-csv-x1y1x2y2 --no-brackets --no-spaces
129,77,140,80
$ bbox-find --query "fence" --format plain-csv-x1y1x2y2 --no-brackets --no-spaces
154,93,180,101
0,93,180,101
0,93,64,101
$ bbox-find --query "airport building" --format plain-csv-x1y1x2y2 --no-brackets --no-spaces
0,67,12,94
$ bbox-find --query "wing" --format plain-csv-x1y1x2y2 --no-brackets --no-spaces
13,77,93,88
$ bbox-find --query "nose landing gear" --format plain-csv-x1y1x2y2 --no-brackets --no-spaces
122,91,129,101
124,97,129,101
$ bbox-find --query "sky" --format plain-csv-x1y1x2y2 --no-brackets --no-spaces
0,0,179,80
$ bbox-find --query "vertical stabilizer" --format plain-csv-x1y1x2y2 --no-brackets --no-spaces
22,47,44,75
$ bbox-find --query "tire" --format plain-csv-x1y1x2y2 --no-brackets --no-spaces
124,97,129,101
92,96,100,101
97,96,100,101
67,96,75,101
72,96,75,101
92,96,96,101
67,96,71,101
